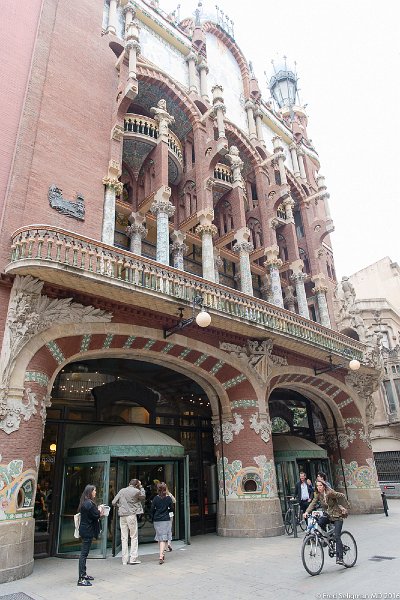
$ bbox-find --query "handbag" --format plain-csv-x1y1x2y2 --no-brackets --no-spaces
73,513,81,538
169,511,174,518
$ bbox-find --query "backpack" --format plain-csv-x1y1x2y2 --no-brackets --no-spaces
73,513,81,538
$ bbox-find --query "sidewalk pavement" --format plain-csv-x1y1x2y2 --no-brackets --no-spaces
1,500,399,600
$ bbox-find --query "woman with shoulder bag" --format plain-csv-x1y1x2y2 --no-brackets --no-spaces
303,480,350,566
150,482,173,564
77,484,104,586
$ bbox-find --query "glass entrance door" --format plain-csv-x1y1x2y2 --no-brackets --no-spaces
58,457,109,556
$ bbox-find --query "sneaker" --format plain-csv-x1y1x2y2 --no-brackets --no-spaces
84,575,94,581
77,578,92,586
129,560,141,564
336,559,344,565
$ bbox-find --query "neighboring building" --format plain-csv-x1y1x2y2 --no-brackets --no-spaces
347,258,400,496
0,0,382,582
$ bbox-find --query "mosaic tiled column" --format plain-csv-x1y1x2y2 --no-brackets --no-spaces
102,176,123,246
211,84,226,139
312,273,331,328
150,187,175,266
264,246,284,308
170,230,188,271
272,136,287,185
233,227,254,296
126,212,147,256
106,0,118,34
214,248,223,284
186,51,198,93
254,106,265,145
196,210,217,282
198,60,209,101
245,99,257,141
290,143,300,177
290,260,309,318
213,397,283,537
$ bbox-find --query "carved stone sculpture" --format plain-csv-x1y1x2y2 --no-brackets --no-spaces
48,185,85,220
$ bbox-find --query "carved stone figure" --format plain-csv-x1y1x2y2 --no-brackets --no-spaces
48,185,85,220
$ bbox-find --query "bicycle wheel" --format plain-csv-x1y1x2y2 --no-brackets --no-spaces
341,531,357,568
284,509,293,535
301,533,324,576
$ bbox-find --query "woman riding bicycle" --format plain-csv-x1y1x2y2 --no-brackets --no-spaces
303,480,350,566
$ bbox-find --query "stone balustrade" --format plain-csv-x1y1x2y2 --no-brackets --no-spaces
7,226,366,363
214,163,233,184
124,114,183,164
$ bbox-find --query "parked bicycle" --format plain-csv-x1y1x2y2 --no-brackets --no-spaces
301,511,357,575
284,497,307,536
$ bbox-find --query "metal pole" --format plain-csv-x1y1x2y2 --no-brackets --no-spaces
292,500,298,538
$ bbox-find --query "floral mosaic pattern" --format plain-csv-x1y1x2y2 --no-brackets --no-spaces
217,454,277,498
212,413,244,445
333,458,379,489
0,455,36,521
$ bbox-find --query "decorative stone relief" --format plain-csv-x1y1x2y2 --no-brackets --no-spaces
48,185,85,221
219,339,287,384
0,276,112,432
212,413,244,445
333,458,379,489
0,456,36,521
216,454,277,498
249,412,272,443
345,372,381,447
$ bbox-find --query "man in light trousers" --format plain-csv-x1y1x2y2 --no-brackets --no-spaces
112,479,145,565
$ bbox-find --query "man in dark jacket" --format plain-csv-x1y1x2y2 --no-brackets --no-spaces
294,471,314,514
112,479,145,565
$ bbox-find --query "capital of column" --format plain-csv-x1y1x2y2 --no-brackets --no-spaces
245,99,255,111
233,241,254,254
185,51,198,64
289,143,298,152
290,271,307,284
196,223,218,237
102,176,123,195
316,174,327,190
297,147,305,157
311,273,328,294
272,151,286,164
125,40,141,53
272,135,284,152
197,61,209,74
170,241,188,255
126,223,147,239
150,198,175,218
170,229,187,247
264,245,282,269
211,102,226,115
122,2,136,17
211,84,224,103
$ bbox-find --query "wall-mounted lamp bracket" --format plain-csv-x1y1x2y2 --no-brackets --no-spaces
313,354,361,376
163,295,210,339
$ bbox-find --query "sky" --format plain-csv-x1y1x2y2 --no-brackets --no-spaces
159,0,400,279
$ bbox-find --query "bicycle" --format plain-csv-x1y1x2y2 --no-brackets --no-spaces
284,497,307,535
301,511,358,576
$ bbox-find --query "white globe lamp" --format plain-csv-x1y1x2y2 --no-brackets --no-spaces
349,359,361,371
195,310,211,328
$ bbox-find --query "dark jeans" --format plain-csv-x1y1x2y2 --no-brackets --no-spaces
79,537,93,578
299,499,310,514
318,515,343,559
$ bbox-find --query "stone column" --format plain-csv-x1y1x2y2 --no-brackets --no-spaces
226,145,244,187
211,85,226,139
290,261,309,318
233,227,254,296
245,99,257,141
254,106,265,145
122,1,135,32
150,186,175,266
283,285,296,313
283,196,295,224
272,136,287,185
316,174,334,229
102,161,123,246
198,60,209,101
126,212,147,255
106,0,118,34
186,52,198,93
264,246,284,308
297,147,307,180
312,273,331,328
170,230,188,271
195,209,218,282
290,143,300,177
125,19,141,80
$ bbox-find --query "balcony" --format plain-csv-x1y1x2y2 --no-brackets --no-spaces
124,114,183,181
5,225,367,363
213,163,233,189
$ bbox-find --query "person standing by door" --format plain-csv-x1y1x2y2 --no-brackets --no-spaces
151,482,173,564
294,471,314,514
77,484,103,587
112,479,145,566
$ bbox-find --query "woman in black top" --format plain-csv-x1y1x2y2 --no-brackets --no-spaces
151,482,173,564
77,485,103,586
